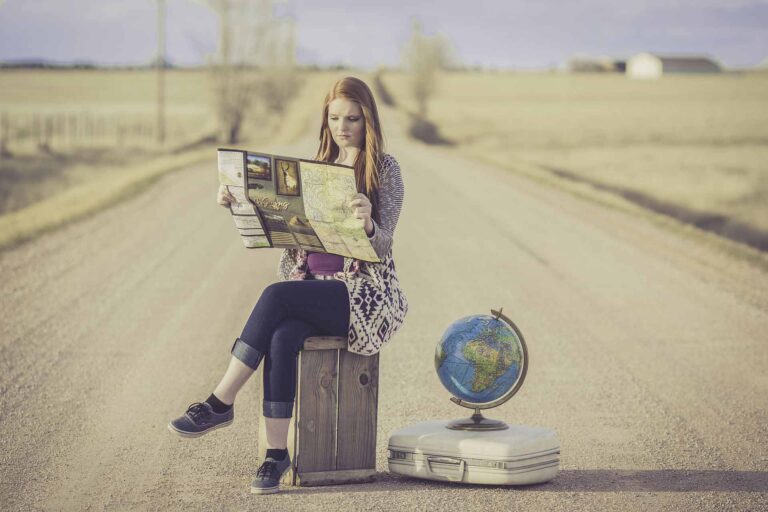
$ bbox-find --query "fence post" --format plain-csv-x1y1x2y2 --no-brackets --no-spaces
67,113,75,150
0,112,9,158
32,114,41,152
43,115,54,152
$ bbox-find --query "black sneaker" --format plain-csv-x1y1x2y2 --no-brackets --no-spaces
250,454,292,494
167,402,234,438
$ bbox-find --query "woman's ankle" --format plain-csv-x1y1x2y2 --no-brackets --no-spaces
206,393,233,413
265,448,288,460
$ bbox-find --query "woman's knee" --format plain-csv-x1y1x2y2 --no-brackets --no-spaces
258,281,288,307
268,319,315,357
250,282,296,322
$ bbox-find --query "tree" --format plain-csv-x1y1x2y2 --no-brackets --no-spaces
400,19,456,117
206,0,301,143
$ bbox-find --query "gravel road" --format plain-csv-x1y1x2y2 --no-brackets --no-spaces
1,106,767,511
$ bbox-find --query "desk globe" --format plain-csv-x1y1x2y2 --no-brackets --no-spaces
435,308,528,431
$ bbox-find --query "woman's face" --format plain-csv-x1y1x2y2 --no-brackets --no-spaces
327,97,364,150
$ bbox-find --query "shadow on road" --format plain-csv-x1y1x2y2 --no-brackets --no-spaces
283,470,768,494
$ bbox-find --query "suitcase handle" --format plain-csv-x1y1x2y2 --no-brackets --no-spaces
425,455,465,482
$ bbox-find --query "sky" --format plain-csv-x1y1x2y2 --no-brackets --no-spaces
0,0,766,69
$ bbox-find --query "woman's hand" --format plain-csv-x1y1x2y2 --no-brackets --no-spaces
348,193,374,236
217,184,237,208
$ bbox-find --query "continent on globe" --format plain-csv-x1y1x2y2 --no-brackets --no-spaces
463,340,513,392
435,313,526,405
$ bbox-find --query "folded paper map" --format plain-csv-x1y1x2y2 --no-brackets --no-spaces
217,148,380,263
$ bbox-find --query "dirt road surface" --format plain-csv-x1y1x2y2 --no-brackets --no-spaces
2,106,767,511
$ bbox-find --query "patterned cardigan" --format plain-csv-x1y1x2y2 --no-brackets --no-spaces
277,153,409,355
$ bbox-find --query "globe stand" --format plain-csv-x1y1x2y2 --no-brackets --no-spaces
446,405,509,431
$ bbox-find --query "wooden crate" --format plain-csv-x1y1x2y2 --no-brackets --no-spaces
257,336,379,486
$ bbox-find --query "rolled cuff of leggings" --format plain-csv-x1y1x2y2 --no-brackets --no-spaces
263,400,294,418
230,337,265,370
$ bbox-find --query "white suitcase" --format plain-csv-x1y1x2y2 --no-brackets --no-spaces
387,419,560,486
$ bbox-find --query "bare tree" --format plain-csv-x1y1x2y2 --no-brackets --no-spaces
400,19,456,117
206,0,301,144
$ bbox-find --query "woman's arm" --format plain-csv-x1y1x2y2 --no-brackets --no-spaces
367,154,404,259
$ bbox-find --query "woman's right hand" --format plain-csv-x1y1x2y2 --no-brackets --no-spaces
217,184,237,208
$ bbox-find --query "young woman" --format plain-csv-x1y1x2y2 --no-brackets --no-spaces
168,76,408,495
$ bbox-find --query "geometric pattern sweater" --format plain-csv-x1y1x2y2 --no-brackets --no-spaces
277,153,409,355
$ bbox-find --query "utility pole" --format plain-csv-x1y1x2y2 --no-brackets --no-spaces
218,0,231,66
156,0,166,146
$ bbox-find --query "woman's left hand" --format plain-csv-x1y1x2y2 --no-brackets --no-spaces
348,193,374,236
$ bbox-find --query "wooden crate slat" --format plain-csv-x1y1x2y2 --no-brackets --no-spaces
296,468,377,486
303,336,347,351
336,351,379,470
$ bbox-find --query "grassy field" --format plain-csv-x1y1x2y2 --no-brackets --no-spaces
0,69,215,151
0,69,216,214
0,69,343,216
0,68,345,148
0,70,217,117
382,71,768,250
0,68,347,249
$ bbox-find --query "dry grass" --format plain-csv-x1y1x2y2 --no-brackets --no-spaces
0,69,219,218
382,71,768,249
0,69,213,114
0,69,348,250
0,147,214,250
0,69,216,152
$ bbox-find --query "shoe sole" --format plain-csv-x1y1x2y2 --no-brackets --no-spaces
250,485,279,494
167,418,233,438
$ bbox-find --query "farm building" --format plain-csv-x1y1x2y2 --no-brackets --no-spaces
626,53,722,79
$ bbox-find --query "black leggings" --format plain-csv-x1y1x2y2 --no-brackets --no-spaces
230,280,350,418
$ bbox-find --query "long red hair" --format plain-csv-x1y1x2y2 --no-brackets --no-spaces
314,77,385,223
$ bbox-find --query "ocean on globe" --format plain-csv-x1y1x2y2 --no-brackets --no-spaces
435,314,524,405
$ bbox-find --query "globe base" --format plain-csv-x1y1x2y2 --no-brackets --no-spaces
445,412,509,431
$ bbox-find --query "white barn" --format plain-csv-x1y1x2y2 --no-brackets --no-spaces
626,53,722,80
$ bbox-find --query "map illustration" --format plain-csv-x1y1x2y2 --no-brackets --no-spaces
299,161,379,262
217,148,380,263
